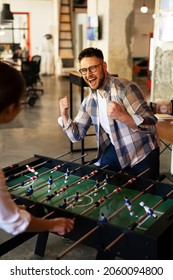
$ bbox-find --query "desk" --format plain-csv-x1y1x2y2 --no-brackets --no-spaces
157,120,173,175
1,58,21,71
69,71,96,162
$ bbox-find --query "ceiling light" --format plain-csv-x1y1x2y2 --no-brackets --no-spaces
140,4,148,14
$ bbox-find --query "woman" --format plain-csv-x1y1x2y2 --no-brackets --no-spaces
0,61,74,235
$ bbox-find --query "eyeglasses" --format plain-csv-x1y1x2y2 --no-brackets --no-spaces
79,63,103,75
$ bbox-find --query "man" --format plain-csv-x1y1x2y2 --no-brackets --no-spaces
58,47,160,180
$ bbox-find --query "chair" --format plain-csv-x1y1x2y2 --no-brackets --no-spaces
21,60,43,106
31,55,43,86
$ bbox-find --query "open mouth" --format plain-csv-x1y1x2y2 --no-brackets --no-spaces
88,77,97,87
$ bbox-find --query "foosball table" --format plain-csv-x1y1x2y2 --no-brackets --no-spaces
1,153,173,260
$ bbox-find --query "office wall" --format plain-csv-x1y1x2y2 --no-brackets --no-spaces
151,0,173,102
133,11,154,58
73,13,87,66
133,0,155,58
87,0,134,79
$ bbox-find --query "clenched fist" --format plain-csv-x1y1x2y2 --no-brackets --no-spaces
107,101,124,120
59,96,69,117
107,101,136,129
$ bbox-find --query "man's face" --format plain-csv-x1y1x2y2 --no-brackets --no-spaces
79,56,107,90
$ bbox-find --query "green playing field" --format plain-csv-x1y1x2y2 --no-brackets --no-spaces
7,165,173,234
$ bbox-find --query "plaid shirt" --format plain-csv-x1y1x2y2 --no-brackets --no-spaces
61,74,159,169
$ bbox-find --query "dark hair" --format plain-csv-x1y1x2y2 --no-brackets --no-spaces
78,47,104,62
0,62,25,112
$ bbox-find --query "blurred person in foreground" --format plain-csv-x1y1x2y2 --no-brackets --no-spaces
0,61,74,235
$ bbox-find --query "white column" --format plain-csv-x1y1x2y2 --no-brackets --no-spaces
87,0,134,80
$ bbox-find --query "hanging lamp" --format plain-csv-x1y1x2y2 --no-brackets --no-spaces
1,3,14,23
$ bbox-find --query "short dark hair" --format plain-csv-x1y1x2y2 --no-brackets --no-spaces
0,62,25,112
78,47,104,62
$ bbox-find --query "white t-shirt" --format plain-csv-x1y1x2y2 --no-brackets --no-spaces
0,168,31,235
97,91,114,143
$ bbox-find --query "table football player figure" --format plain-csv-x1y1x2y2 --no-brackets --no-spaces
59,198,67,209
139,201,157,218
26,164,38,177
47,175,53,193
124,196,134,216
94,179,100,196
26,185,33,199
64,168,70,184
100,212,108,222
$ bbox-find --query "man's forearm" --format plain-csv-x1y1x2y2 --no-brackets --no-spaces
61,114,69,127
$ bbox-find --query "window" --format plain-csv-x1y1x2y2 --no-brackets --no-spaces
0,12,30,59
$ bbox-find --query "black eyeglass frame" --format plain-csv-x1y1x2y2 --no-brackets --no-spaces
79,62,103,75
